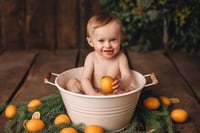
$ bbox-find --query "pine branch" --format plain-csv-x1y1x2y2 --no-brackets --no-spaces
4,93,174,133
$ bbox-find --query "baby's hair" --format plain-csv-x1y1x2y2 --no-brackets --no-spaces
87,12,122,37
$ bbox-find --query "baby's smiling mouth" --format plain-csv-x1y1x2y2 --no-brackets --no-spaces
103,49,114,55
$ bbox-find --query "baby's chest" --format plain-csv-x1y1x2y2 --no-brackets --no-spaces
94,63,120,77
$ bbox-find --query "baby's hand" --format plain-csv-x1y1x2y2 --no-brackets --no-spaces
112,78,120,94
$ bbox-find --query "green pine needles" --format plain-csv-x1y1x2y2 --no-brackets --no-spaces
3,93,174,133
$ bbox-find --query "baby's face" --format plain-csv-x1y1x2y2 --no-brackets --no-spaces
87,22,122,59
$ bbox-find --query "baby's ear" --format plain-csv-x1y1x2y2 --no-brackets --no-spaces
86,37,94,47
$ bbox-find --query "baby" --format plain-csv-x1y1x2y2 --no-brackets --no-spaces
66,12,132,95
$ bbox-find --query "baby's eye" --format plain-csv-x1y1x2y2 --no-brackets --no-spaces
98,39,104,43
110,38,116,42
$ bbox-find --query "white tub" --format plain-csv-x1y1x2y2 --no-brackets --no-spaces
45,67,157,131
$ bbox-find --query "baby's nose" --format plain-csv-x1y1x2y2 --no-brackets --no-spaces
104,41,111,47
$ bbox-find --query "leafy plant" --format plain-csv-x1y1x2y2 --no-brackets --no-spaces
99,0,200,53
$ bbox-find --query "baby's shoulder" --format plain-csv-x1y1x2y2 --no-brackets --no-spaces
116,52,129,64
85,52,96,61
117,51,127,59
86,51,95,58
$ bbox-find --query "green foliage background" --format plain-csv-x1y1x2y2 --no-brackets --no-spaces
99,0,200,53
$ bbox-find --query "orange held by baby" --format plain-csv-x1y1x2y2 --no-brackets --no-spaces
100,76,114,94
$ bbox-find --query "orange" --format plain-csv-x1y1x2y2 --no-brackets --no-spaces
100,76,113,94
25,119,45,132
143,97,160,110
170,109,188,123
5,104,17,119
27,99,42,112
84,125,104,133
60,127,78,133
160,96,171,106
54,114,71,126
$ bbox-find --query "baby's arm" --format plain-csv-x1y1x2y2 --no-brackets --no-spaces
81,54,102,95
118,53,132,90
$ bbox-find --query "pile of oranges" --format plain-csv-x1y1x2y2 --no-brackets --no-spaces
4,97,188,133
4,98,105,133
143,96,188,123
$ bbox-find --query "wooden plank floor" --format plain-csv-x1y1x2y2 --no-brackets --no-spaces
0,49,199,133
127,50,200,133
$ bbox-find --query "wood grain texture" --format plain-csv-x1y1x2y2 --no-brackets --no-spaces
0,0,25,49
168,52,200,102
127,50,200,133
11,49,78,102
0,0,100,49
0,50,37,105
